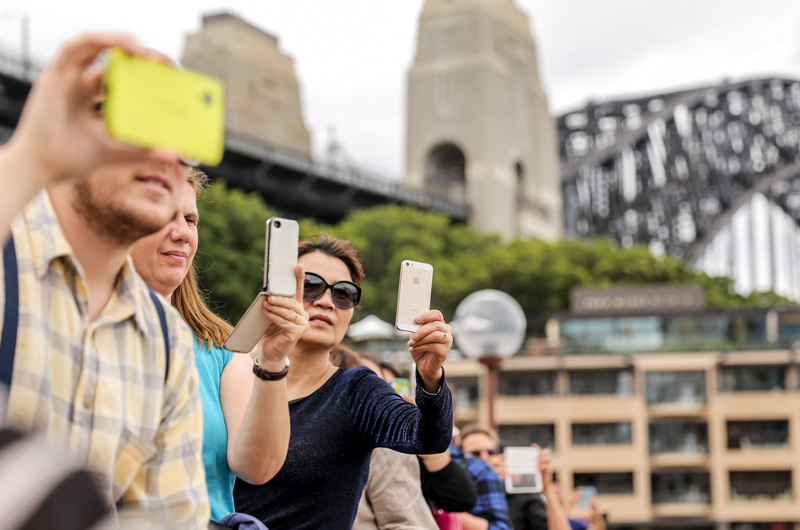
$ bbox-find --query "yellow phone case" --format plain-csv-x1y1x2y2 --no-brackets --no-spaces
103,47,225,166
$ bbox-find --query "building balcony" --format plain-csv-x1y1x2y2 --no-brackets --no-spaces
648,402,707,418
650,452,710,469
651,502,712,519
651,471,711,515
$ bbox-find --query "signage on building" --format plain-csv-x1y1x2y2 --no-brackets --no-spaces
571,285,705,316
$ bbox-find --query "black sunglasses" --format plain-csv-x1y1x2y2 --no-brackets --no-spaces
468,448,498,458
303,272,361,310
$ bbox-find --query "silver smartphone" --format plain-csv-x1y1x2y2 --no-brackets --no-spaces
504,446,543,494
578,485,598,509
395,260,433,332
223,218,299,353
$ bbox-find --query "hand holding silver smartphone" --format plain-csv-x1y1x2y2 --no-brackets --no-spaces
395,260,434,332
504,446,543,494
222,218,299,353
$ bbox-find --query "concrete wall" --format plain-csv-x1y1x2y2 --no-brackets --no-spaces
182,12,311,157
406,0,562,241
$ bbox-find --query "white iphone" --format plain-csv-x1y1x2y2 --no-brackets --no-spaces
395,260,433,332
223,218,299,352
262,218,299,297
504,446,543,494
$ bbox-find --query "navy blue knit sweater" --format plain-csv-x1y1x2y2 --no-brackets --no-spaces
233,366,453,529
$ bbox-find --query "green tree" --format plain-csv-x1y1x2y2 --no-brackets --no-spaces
192,182,795,336
329,204,500,323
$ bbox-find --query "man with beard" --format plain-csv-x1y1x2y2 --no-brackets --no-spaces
0,34,209,527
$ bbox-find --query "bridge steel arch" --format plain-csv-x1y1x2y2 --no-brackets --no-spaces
559,77,800,295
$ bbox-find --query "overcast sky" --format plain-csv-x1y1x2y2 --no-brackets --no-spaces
2,0,799,178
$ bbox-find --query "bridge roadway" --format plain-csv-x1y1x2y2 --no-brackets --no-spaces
0,61,469,225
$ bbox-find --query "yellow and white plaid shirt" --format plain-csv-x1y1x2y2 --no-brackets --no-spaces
0,192,209,528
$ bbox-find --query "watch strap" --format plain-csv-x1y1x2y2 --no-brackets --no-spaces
252,358,290,381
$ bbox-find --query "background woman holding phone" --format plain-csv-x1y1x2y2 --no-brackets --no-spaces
234,234,455,529
131,170,305,524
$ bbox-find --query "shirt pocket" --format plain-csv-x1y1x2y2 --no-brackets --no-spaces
112,427,156,501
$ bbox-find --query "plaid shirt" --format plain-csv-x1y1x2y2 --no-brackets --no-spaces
0,192,209,527
451,446,512,530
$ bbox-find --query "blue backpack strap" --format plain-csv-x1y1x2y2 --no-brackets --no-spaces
0,237,171,386
147,288,171,382
0,234,18,387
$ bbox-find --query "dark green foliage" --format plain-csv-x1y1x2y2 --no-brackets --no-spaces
194,182,795,333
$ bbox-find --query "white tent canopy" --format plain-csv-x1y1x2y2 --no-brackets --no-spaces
347,314,405,342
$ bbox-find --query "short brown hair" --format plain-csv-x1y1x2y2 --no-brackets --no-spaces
298,234,364,286
329,344,362,369
459,424,499,446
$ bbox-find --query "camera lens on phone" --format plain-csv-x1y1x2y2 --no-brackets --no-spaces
274,220,282,228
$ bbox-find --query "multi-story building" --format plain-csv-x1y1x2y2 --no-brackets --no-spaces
443,291,800,530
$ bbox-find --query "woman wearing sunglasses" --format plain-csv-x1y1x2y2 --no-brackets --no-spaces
130,171,303,526
234,234,455,529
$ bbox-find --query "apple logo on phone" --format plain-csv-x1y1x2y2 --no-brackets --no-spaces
413,276,420,285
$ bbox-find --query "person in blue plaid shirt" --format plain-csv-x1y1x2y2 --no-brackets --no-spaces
451,442,512,530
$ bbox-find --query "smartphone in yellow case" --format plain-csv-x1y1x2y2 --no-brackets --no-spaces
102,47,225,166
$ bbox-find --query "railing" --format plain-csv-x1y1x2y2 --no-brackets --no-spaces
225,133,470,218
0,44,42,82
0,56,470,220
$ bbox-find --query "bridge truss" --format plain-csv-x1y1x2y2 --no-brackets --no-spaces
559,78,800,298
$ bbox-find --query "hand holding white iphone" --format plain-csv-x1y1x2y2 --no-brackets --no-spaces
395,260,433,332
223,218,299,353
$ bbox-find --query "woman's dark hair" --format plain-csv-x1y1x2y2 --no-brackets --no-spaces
329,344,363,369
298,234,364,286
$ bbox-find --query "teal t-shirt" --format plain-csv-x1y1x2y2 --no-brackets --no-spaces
194,337,236,522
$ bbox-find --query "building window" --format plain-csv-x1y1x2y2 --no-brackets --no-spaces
651,472,711,503
448,376,479,413
727,420,790,450
573,472,634,494
649,422,708,453
730,471,792,501
569,370,633,396
572,422,632,445
646,371,706,405
731,523,794,530
424,143,466,202
499,371,555,396
719,366,786,392
499,424,555,450
514,161,526,236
